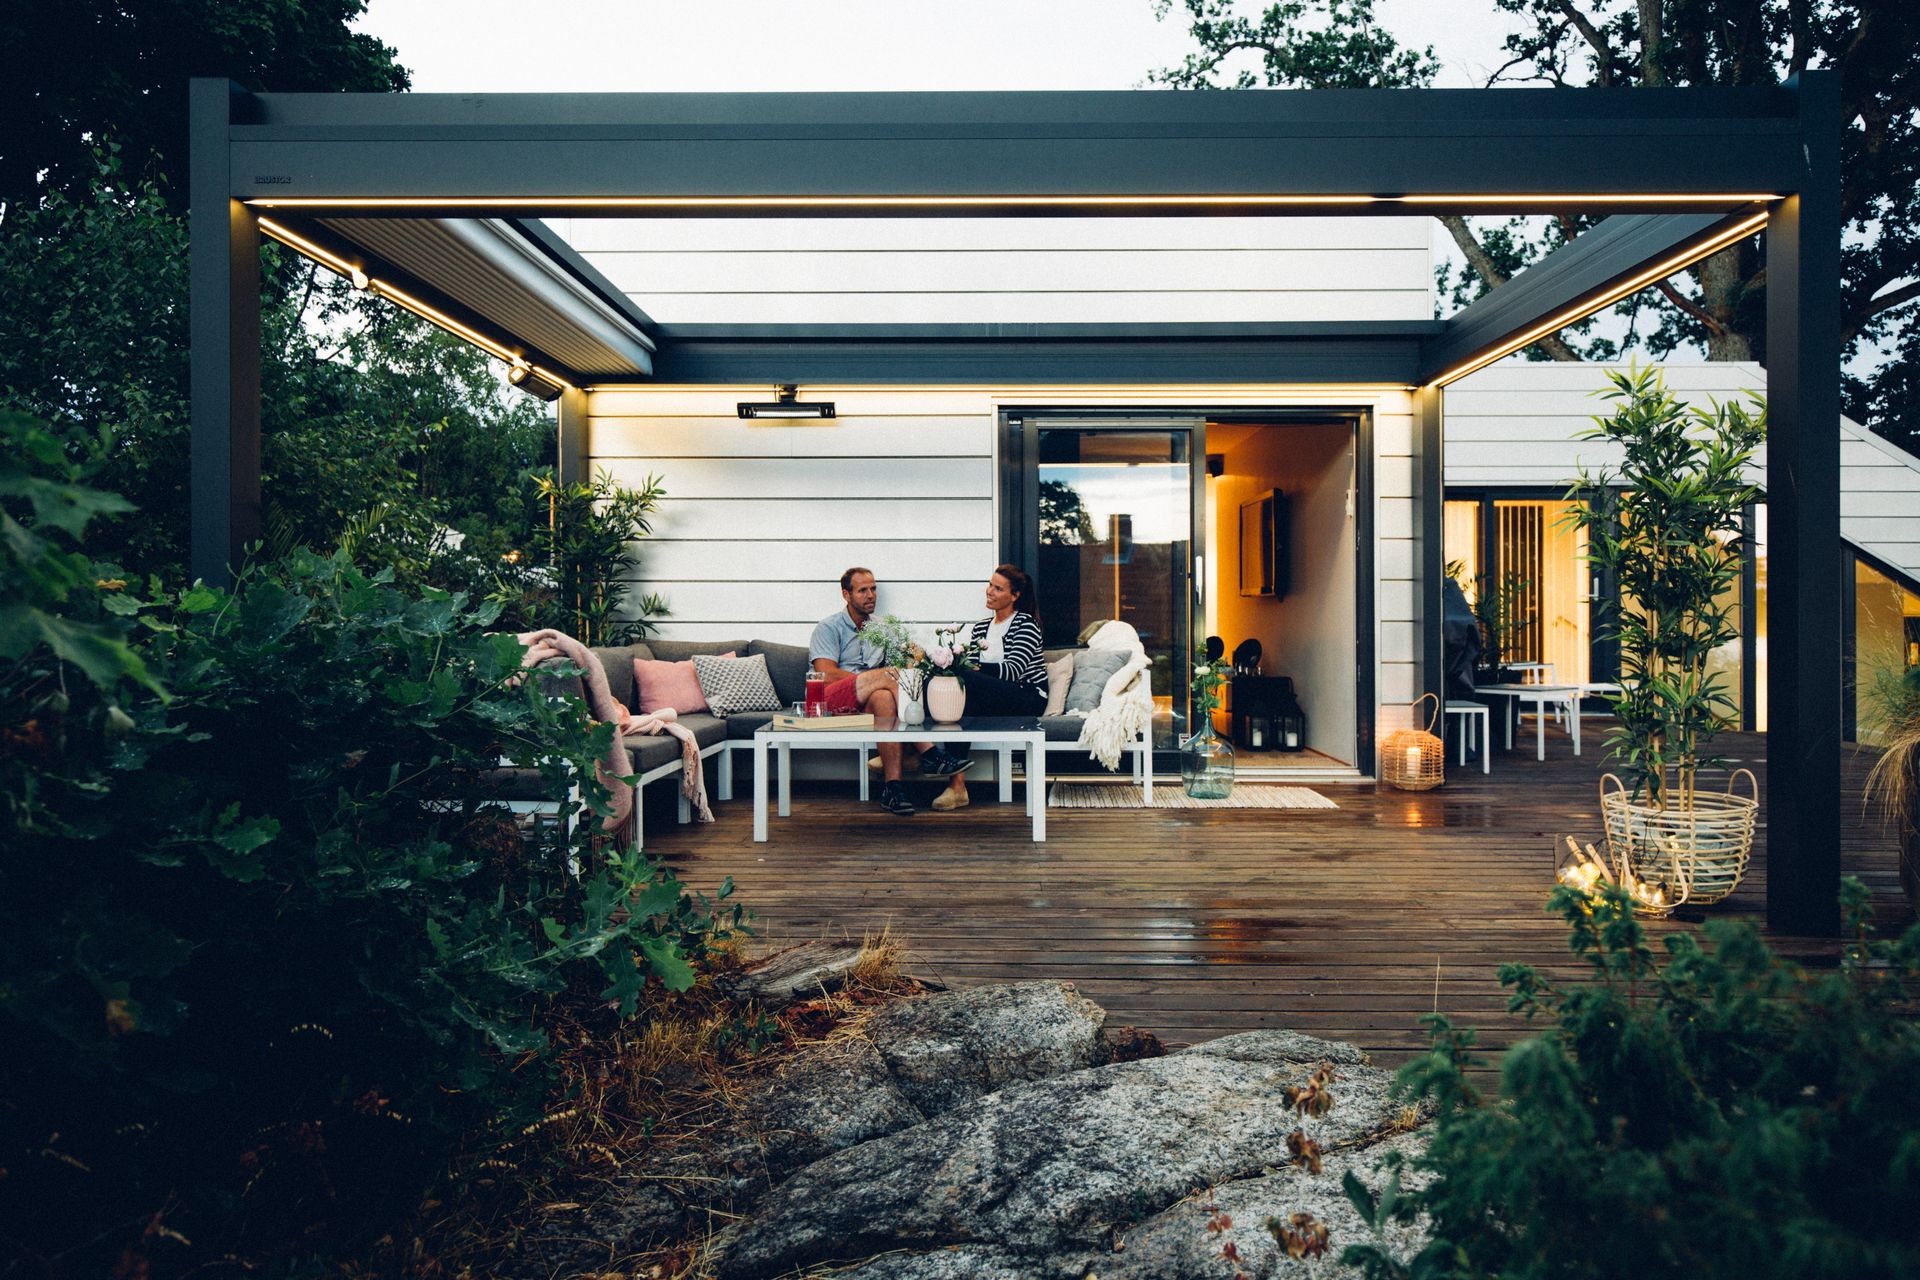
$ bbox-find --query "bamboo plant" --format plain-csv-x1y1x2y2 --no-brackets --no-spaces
1564,366,1764,810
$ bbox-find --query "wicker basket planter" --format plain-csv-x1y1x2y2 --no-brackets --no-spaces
1382,694,1445,791
1600,769,1758,909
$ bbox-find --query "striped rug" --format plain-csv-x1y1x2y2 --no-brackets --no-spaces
1048,783,1338,810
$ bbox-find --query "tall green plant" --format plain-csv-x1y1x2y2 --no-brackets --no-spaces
523,467,669,646
1,415,741,1275
1564,366,1763,808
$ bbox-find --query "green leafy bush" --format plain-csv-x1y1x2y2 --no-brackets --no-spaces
0,414,740,1275
1346,882,1920,1280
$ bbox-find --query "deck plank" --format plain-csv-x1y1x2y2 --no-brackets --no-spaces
644,731,1909,1077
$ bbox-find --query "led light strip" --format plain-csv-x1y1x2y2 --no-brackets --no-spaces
257,216,574,392
246,192,1782,211
1425,209,1771,387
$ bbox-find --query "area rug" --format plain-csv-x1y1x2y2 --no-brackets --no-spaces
1048,783,1338,810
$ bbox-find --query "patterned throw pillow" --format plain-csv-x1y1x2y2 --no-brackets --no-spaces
692,653,782,718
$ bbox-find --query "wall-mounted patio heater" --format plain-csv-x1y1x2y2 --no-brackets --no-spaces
738,384,836,419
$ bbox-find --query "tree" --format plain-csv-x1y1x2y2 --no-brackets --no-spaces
0,150,556,584
1151,0,1920,455
0,0,408,209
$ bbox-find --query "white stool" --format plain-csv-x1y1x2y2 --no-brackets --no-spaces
1444,701,1490,774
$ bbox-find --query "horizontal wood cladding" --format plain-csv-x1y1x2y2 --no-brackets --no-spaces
557,216,1435,254
598,456,992,499
1444,360,1920,581
590,415,991,458
622,290,1433,326
559,214,1431,326
635,539,997,583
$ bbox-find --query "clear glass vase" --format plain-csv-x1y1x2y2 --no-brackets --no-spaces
1181,720,1236,800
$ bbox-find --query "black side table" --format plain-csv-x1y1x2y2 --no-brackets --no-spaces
1230,675,1291,750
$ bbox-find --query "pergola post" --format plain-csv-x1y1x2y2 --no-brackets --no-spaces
189,79,261,586
1764,70,1843,936
556,387,590,485
1413,385,1447,728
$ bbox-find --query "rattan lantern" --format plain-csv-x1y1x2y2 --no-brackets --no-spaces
1382,693,1445,791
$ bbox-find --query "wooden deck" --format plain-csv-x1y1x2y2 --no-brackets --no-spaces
646,729,1910,1074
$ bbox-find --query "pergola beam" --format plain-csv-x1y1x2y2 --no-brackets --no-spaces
224,87,1804,209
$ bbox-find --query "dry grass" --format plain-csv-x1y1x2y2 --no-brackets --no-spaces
349,930,927,1279
1864,725,1920,910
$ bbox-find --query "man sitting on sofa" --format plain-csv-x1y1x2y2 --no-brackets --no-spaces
809,567,938,816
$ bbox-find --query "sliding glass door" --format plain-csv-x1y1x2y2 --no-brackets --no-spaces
1006,415,1205,747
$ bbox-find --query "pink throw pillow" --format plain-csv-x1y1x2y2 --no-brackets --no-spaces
633,652,733,716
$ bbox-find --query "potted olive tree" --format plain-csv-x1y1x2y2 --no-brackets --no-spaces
1565,366,1764,908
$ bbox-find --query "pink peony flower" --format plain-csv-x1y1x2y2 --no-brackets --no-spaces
929,645,954,668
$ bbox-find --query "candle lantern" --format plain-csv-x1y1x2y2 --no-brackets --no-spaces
1273,679,1307,753
1381,694,1445,791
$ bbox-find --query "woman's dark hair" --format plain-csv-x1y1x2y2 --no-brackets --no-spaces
993,563,1038,623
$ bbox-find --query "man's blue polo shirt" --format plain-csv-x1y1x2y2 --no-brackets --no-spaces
809,609,881,672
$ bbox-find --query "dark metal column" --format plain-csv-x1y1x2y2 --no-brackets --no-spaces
189,79,261,585
1413,385,1447,760
556,387,590,485
1764,70,1843,936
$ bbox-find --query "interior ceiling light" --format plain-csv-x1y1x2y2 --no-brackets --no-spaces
245,192,1781,212
1426,209,1770,388
737,384,835,419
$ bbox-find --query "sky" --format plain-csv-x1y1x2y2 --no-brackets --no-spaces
353,0,1527,94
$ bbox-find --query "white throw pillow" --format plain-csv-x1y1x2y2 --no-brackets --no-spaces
1043,653,1075,717
692,653,781,718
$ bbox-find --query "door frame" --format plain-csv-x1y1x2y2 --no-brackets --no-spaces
999,405,1376,771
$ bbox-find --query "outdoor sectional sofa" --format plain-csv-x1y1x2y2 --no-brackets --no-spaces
542,638,1151,846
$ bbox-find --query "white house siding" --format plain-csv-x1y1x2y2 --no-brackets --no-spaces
1444,360,1920,586
584,384,1417,768
554,217,1433,325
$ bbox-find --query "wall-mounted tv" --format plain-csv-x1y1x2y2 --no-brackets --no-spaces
1237,488,1290,599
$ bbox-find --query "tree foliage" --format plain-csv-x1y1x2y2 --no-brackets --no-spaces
0,414,740,1276
0,148,559,586
1344,880,1920,1280
0,0,408,208
1153,0,1920,455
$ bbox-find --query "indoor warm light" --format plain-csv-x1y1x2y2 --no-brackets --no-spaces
1427,209,1770,387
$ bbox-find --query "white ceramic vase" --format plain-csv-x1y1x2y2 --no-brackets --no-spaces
896,667,926,726
926,674,967,723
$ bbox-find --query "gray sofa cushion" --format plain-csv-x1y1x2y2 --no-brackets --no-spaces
672,713,731,750
1063,648,1131,714
590,643,654,711
647,638,750,664
726,710,778,740
622,733,686,772
748,639,814,706
1041,715,1089,743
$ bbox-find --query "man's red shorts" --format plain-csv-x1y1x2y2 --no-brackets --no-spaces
823,674,861,715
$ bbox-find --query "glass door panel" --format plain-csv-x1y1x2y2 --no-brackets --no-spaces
1492,499,1590,685
1034,426,1196,745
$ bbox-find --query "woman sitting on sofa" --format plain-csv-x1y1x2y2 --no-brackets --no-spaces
920,563,1048,812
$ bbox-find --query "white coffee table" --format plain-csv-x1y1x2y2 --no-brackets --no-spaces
753,715,1048,842
1476,684,1582,761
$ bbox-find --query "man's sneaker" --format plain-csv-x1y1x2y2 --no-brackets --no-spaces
877,781,916,816
918,747,975,778
868,749,920,773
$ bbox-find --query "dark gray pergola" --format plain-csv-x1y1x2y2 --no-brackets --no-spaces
190,77,1841,934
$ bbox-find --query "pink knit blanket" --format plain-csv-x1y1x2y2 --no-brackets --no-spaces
516,629,713,838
